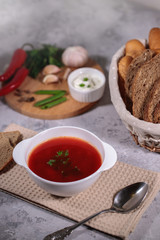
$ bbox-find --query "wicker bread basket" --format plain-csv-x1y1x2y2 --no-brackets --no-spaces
109,40,160,152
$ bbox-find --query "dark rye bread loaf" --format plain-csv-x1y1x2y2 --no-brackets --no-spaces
132,53,160,119
125,49,155,100
143,78,160,122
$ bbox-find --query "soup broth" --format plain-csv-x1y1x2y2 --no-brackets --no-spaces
28,136,102,182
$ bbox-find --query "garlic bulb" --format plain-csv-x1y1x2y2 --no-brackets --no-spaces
62,46,88,67
42,65,61,75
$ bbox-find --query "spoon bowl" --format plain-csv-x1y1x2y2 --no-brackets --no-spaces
43,182,148,240
113,182,148,212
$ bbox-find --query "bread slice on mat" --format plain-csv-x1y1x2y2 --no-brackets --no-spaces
153,102,160,123
0,137,13,171
125,49,155,101
143,78,160,122
0,130,23,147
0,130,23,171
132,53,160,119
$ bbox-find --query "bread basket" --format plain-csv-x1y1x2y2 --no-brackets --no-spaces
109,41,160,152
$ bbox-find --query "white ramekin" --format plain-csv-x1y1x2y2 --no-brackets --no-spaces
68,67,106,102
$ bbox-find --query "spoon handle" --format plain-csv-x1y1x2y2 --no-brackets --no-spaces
43,208,115,240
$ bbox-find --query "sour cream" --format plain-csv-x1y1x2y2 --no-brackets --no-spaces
72,73,102,91
68,67,106,102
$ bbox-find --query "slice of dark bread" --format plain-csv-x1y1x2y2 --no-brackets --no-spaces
132,53,160,119
125,49,155,101
153,102,160,123
0,130,23,171
0,131,23,147
143,78,160,122
0,137,13,171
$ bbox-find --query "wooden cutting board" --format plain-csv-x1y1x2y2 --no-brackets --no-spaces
4,59,104,120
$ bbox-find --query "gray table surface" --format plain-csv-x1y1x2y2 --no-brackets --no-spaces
0,1,160,239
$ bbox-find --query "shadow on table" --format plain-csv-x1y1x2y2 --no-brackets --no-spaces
89,54,111,108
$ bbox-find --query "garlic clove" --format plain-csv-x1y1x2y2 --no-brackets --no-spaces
42,65,61,75
62,67,71,81
42,74,59,84
62,46,88,68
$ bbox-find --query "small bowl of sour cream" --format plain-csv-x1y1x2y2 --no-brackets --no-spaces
68,67,106,102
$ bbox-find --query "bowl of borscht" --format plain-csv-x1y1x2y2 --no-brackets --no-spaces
13,126,117,197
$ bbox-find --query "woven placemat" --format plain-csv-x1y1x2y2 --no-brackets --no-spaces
1,123,160,239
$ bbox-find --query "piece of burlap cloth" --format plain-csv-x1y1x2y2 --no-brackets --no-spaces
1,124,160,239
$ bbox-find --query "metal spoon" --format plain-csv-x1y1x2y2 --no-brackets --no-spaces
43,182,148,240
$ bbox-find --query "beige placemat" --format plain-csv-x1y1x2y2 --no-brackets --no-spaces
1,123,160,239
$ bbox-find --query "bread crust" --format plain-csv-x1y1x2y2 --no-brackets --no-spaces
118,55,133,101
143,78,160,122
153,102,160,123
0,130,23,171
0,131,23,147
0,137,13,171
118,55,133,80
125,39,145,58
132,53,160,119
149,27,160,50
125,49,155,101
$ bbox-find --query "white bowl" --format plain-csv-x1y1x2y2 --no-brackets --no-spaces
13,126,117,197
68,67,106,102
109,39,160,150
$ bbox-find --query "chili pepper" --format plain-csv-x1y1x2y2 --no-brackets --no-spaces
0,49,27,82
0,67,29,96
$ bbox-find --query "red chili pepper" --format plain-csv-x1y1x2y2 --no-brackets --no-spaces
0,67,29,96
0,48,27,82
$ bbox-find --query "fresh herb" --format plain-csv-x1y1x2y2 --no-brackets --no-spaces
47,159,56,166
56,150,63,157
62,158,70,164
74,166,80,171
34,91,66,107
79,83,85,87
34,90,66,95
33,90,67,109
40,97,67,109
64,150,69,156
87,85,91,88
25,44,64,78
47,150,81,176
83,77,88,81
47,150,70,166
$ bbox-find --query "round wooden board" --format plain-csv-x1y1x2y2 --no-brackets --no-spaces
5,59,103,120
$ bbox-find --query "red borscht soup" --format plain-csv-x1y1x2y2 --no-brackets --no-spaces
28,136,102,182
